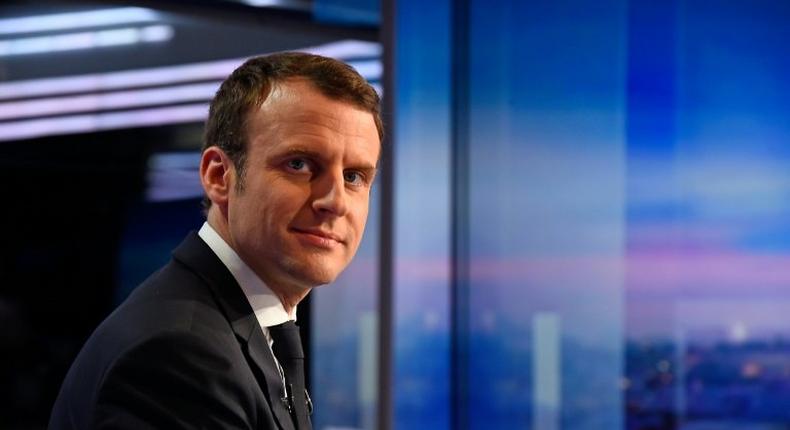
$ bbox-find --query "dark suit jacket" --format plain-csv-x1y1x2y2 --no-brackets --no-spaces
49,232,298,429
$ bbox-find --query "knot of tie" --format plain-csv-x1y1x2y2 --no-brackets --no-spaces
269,320,304,360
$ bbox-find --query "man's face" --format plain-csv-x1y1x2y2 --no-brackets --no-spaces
225,79,380,294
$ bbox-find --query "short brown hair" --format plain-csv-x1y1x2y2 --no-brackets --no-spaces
202,52,383,210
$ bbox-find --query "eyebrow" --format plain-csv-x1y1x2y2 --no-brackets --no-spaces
280,147,325,161
279,147,378,174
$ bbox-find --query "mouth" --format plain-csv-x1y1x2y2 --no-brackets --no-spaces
290,227,344,249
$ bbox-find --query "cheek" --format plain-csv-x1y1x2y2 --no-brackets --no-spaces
350,200,371,234
258,189,305,230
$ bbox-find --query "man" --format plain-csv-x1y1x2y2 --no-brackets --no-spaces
49,52,382,429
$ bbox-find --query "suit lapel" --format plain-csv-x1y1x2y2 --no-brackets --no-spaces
173,232,295,430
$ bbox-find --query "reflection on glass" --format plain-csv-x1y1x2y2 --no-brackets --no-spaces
625,2,790,429
466,1,627,428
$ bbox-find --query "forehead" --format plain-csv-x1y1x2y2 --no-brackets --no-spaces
246,79,380,160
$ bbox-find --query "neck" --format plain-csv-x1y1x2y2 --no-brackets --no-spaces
276,289,310,318
206,209,311,317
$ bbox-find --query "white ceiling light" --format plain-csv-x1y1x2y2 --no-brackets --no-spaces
0,25,174,57
240,0,310,8
0,82,220,121
0,59,239,100
0,40,382,142
0,7,160,36
0,40,381,101
0,103,209,141
304,39,381,60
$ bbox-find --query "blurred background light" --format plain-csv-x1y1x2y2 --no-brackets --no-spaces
0,25,174,57
239,0,311,10
0,104,209,141
0,40,381,141
0,7,160,36
0,83,220,121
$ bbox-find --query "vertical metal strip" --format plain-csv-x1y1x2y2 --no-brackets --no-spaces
450,0,470,429
377,0,396,428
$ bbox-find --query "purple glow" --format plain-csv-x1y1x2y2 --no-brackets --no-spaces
0,82,220,121
0,103,208,141
0,60,240,100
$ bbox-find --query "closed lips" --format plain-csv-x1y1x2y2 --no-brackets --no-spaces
291,228,344,243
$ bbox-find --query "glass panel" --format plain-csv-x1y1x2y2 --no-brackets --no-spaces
466,1,628,429
625,1,790,428
392,0,453,428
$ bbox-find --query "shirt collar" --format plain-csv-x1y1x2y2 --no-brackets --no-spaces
198,222,295,328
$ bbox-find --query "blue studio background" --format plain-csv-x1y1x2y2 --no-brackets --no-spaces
377,0,790,429
1,0,788,429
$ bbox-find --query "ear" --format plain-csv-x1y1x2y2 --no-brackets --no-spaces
200,146,234,210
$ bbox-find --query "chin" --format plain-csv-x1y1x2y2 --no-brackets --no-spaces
283,256,347,288
302,270,340,287
284,260,344,288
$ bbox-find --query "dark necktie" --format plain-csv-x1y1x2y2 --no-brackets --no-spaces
269,321,312,430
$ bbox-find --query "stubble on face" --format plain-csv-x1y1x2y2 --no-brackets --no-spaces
223,79,380,304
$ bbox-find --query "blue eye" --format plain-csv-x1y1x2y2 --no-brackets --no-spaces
344,171,363,185
288,159,307,170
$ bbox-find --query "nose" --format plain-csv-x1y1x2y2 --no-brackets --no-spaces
311,171,348,216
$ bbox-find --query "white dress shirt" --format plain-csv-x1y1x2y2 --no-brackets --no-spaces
197,222,296,347
198,222,311,414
